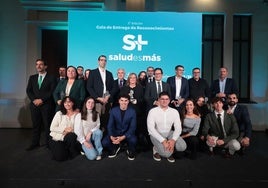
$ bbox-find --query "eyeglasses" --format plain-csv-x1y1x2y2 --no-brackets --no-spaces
193,72,200,74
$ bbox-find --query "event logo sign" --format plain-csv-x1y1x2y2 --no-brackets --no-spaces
68,11,202,79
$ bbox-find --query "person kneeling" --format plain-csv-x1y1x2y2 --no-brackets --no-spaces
147,91,187,163
102,94,137,160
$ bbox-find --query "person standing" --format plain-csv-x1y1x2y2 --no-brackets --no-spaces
188,67,210,101
144,67,171,112
167,65,189,113
87,55,114,132
111,68,127,107
210,67,238,108
53,66,86,112
26,59,57,150
147,91,187,163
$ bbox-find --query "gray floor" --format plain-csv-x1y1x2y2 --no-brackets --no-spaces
0,129,268,188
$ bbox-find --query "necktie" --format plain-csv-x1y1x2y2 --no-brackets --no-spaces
149,78,152,83
157,81,161,94
217,114,225,139
119,80,123,88
38,75,42,89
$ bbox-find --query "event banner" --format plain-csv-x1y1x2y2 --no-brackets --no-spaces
68,11,202,79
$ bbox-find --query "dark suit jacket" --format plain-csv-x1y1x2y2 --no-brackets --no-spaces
166,76,189,101
111,79,127,104
107,106,136,139
26,74,57,105
87,68,114,103
210,78,239,98
202,111,239,143
233,104,252,139
53,79,86,110
144,81,171,110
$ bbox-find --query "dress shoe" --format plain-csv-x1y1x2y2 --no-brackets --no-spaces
26,144,40,151
223,151,232,159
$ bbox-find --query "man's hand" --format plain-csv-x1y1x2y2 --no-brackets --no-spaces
167,139,175,153
33,99,43,106
241,137,250,147
83,141,93,149
216,139,224,146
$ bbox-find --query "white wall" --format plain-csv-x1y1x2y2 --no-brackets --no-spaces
0,0,267,130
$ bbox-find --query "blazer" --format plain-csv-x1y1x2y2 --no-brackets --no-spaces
86,68,114,102
144,81,171,110
166,76,189,101
53,79,86,110
233,104,252,139
111,79,127,103
26,73,57,105
210,78,239,98
202,111,239,143
107,106,137,139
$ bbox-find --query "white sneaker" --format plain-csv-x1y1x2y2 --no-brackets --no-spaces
96,155,102,161
80,151,85,155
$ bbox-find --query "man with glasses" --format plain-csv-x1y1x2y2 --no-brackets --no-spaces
87,55,114,133
188,67,210,101
147,91,186,163
144,68,171,112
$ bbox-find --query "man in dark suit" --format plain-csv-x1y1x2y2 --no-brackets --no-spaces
144,68,171,112
146,66,155,83
210,67,238,104
202,97,240,157
26,59,57,150
102,94,137,160
111,68,127,107
227,93,252,154
166,65,189,112
87,55,114,132
56,66,66,83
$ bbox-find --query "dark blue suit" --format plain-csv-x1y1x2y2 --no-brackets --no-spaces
233,104,252,139
210,78,238,98
102,106,137,152
166,76,189,101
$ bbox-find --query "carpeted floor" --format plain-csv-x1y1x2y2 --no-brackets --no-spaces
0,129,268,188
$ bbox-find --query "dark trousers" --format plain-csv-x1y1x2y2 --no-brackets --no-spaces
102,134,137,153
49,133,80,161
183,136,199,159
29,103,54,146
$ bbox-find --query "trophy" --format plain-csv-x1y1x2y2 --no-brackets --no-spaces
129,89,137,104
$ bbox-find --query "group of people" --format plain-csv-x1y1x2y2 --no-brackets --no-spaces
25,55,252,163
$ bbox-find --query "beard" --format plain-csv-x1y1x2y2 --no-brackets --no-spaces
228,101,236,106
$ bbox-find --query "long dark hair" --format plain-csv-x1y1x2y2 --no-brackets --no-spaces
181,98,200,122
60,96,76,115
81,97,98,122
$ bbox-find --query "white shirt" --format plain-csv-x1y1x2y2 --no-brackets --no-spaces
175,76,182,99
147,106,182,143
74,112,100,144
98,67,106,95
219,78,227,93
155,81,162,93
